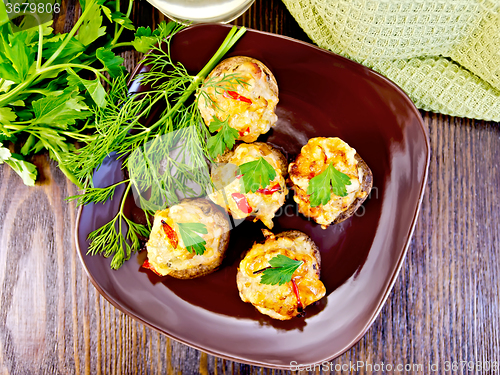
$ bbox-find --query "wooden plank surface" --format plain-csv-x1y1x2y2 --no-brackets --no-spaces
1,0,499,374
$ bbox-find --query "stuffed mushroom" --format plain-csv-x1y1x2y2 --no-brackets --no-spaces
288,137,373,229
198,56,279,143
209,142,288,229
237,229,326,320
143,198,230,279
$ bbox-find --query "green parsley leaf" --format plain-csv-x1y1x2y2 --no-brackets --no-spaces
76,1,106,46
17,14,54,34
100,5,113,22
1,29,35,82
20,134,37,156
0,64,18,84
0,144,11,162
132,21,176,53
82,78,107,108
0,107,16,123
307,163,352,207
131,26,156,53
176,222,208,255
32,90,90,126
136,26,152,37
259,255,304,286
1,152,37,186
111,11,135,31
96,47,125,78
0,1,9,28
67,69,106,107
207,116,238,159
154,21,177,38
238,157,276,193
9,100,25,107
66,69,85,90
43,37,86,63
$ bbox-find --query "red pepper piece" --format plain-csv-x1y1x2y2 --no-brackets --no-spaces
291,279,304,314
223,90,252,104
231,193,252,214
142,259,162,276
238,127,250,137
257,183,281,195
161,220,178,249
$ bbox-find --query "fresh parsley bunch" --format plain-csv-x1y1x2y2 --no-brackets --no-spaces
0,0,164,186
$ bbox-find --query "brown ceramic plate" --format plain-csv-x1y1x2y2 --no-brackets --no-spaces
76,24,429,369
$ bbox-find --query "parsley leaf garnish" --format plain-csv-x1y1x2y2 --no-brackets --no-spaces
307,163,352,207
176,222,208,255
258,255,304,286
207,116,238,159
238,157,276,193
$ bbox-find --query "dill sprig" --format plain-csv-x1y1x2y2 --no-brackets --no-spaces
65,23,247,269
86,182,150,269
67,179,129,206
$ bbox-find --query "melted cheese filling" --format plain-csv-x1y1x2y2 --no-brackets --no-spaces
209,143,287,229
289,137,366,228
237,235,326,320
198,59,279,143
146,201,224,276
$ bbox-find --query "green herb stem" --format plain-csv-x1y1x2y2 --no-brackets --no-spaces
114,0,120,39
0,77,36,107
0,62,110,106
111,0,135,46
147,26,246,132
36,18,44,71
43,0,97,68
59,131,98,141
196,26,246,80
94,89,167,145
111,42,134,49
120,182,132,212
63,64,113,85
117,182,132,251
66,178,130,204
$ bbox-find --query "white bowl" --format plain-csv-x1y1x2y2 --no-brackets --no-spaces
147,0,255,24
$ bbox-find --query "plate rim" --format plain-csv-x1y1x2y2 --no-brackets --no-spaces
75,24,431,369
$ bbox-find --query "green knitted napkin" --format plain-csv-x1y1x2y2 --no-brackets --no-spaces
282,0,500,121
